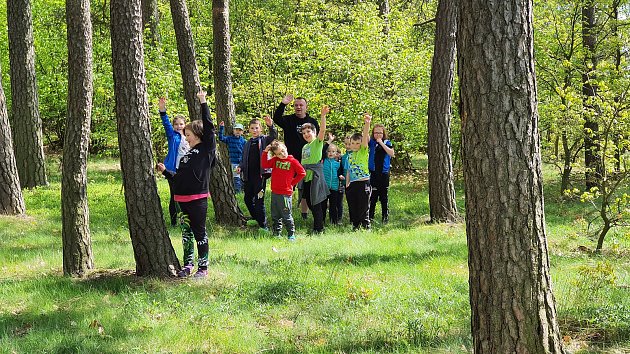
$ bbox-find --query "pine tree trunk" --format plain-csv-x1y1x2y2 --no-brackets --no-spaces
377,0,390,34
141,0,160,46
582,0,601,190
110,0,179,277
427,0,458,223
62,0,94,277
7,0,47,188
0,64,25,215
458,0,565,352
169,0,201,119
211,0,246,226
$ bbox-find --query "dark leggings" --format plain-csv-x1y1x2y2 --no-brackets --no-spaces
178,198,209,270
243,177,267,228
322,189,342,224
167,180,178,225
369,172,390,222
303,181,325,232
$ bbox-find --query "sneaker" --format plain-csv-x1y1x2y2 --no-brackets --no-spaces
301,212,308,220
177,265,193,278
287,235,296,241
193,269,208,278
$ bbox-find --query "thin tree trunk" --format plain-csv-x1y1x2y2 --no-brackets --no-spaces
0,63,25,215
110,0,179,277
582,0,601,190
458,0,565,351
7,0,47,188
211,0,246,226
169,0,201,119
141,0,160,46
62,0,94,277
427,0,458,223
377,0,390,34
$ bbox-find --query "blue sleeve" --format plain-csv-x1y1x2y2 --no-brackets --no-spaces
218,125,228,143
161,112,175,139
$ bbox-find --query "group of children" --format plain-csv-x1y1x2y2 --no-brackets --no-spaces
156,93,394,277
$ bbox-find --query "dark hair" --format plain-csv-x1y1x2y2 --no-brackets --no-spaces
184,120,204,140
249,118,261,127
372,124,388,140
295,97,308,105
300,123,317,134
350,133,362,141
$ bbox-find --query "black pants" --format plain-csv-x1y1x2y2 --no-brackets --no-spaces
178,198,209,269
369,172,390,222
167,180,178,226
346,180,371,230
322,189,343,224
303,181,324,232
243,177,267,228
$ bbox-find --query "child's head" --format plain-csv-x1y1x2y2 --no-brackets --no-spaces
269,140,288,159
249,118,262,138
173,115,186,133
233,123,244,137
326,143,340,159
300,123,317,143
343,135,351,150
372,124,387,140
348,133,362,152
184,120,203,146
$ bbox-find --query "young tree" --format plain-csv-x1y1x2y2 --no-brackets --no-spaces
211,0,247,226
427,0,458,223
141,0,160,46
110,0,180,277
7,0,47,188
0,64,25,215
458,0,565,351
62,0,94,277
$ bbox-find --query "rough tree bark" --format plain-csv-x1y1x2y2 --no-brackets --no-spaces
62,0,94,277
211,0,246,226
141,0,160,46
110,0,179,277
7,0,47,188
0,64,25,215
169,0,201,119
582,0,601,190
427,0,458,223
458,0,565,352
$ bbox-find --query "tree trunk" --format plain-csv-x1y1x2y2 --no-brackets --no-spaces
211,0,246,226
62,0,94,277
110,0,179,277
141,0,160,46
169,0,201,119
582,0,600,190
427,0,458,223
7,0,47,188
458,0,565,352
377,0,390,34
0,64,25,215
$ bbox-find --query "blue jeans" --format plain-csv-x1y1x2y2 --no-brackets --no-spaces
231,163,242,193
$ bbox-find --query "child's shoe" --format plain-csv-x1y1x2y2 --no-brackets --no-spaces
177,265,193,278
193,269,208,278
287,234,296,242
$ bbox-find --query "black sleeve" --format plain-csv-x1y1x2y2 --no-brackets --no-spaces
201,102,216,154
162,169,176,181
273,103,287,129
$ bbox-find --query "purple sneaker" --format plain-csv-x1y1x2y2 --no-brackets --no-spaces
193,269,208,278
177,265,193,278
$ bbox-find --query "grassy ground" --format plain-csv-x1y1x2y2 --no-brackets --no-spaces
0,158,629,353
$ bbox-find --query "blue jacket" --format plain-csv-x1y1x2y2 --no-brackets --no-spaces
218,125,246,165
160,111,183,171
323,157,343,191
368,139,392,174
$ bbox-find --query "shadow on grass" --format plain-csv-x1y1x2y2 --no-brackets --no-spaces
319,248,466,267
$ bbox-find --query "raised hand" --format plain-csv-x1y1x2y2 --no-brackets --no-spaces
263,115,273,127
363,113,372,125
327,132,335,144
158,97,166,112
281,94,294,105
321,105,330,117
219,121,225,127
196,90,207,103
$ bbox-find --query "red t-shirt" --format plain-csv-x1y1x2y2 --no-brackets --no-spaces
261,153,306,196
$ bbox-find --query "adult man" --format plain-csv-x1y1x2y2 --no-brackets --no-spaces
273,94,320,219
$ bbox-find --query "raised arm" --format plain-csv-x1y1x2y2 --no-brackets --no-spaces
159,97,175,138
197,91,215,150
317,105,329,142
263,115,277,144
361,114,371,147
218,122,229,143
261,145,274,169
273,94,293,128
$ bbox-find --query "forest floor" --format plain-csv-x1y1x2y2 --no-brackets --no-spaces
0,157,628,353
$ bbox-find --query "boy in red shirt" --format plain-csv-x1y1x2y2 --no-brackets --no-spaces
262,140,306,240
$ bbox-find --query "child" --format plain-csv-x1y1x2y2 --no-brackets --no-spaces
344,114,372,230
261,140,306,240
299,105,330,233
158,97,189,227
237,116,277,231
369,123,395,224
157,91,216,278
322,143,344,225
218,121,246,193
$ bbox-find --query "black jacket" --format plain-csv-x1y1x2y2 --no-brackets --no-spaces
273,102,319,161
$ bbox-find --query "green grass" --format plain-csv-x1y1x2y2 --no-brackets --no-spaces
0,157,629,353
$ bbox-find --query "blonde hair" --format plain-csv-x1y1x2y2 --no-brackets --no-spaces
172,115,186,125
269,140,287,153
